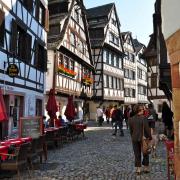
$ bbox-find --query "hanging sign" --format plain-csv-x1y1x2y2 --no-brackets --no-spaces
7,64,19,77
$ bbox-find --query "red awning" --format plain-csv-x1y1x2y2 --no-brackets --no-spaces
64,95,75,121
0,88,8,122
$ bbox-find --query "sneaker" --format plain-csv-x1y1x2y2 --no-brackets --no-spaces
135,167,141,175
112,133,116,136
143,166,150,173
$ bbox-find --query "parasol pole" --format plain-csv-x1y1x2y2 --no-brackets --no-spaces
51,50,58,126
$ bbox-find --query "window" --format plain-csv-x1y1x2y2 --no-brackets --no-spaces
138,68,142,79
120,79,123,90
64,56,69,68
10,20,32,63
70,32,76,47
124,69,129,78
106,75,109,88
69,60,74,70
36,1,45,26
109,52,112,65
113,77,116,89
151,73,157,88
104,75,107,87
59,53,63,65
117,78,120,89
34,41,47,71
132,89,135,97
111,54,114,66
109,76,112,88
125,88,129,97
20,0,33,13
78,40,84,54
0,9,5,47
118,57,123,69
36,99,42,116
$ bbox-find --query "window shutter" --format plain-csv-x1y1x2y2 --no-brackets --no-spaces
0,9,5,47
45,9,49,32
25,0,33,12
35,0,40,21
43,49,47,72
26,33,32,64
10,19,17,54
34,40,39,66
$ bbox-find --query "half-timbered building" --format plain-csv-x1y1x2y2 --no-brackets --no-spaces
121,32,137,106
133,39,148,104
142,0,172,118
47,0,94,121
0,0,48,138
86,3,124,120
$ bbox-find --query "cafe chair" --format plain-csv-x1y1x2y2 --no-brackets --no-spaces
36,136,45,163
0,142,32,180
45,130,56,149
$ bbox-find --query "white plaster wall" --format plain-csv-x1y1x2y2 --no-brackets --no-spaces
161,0,180,39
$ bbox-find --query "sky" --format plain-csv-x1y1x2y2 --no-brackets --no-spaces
84,0,155,46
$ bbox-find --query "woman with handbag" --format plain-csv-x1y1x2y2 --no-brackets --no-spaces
129,105,152,175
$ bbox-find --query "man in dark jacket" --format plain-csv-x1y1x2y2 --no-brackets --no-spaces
129,104,152,174
112,105,124,136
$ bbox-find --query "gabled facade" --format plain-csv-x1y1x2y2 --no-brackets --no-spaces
142,34,168,117
87,3,124,119
0,0,48,139
133,39,148,104
121,32,137,105
142,0,173,118
47,0,94,120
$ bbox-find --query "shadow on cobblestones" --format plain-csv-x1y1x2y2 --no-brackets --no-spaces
3,121,168,180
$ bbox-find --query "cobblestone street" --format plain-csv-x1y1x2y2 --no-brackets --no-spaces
4,121,168,180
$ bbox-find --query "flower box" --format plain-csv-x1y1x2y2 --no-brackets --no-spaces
58,65,76,78
82,76,93,86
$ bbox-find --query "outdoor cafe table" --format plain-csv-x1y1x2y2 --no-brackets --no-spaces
1,137,33,147
0,145,9,161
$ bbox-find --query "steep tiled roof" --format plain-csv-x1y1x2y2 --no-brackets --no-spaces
133,39,145,53
86,3,114,19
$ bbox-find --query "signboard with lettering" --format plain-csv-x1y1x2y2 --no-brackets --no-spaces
19,116,43,138
7,64,19,77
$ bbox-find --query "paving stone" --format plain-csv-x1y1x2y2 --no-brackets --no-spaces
4,121,169,179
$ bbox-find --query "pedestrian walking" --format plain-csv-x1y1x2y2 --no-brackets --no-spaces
112,105,124,136
124,106,130,129
129,104,152,174
162,101,174,139
147,103,157,135
105,107,111,124
96,106,104,126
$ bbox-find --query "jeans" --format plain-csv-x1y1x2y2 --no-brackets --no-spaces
132,141,149,167
113,121,124,135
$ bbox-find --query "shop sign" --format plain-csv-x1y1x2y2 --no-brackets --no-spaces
7,64,19,78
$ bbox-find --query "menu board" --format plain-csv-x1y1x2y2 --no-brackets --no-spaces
19,116,43,138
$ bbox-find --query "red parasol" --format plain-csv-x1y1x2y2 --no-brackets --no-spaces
64,95,75,121
0,88,8,122
46,89,58,126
